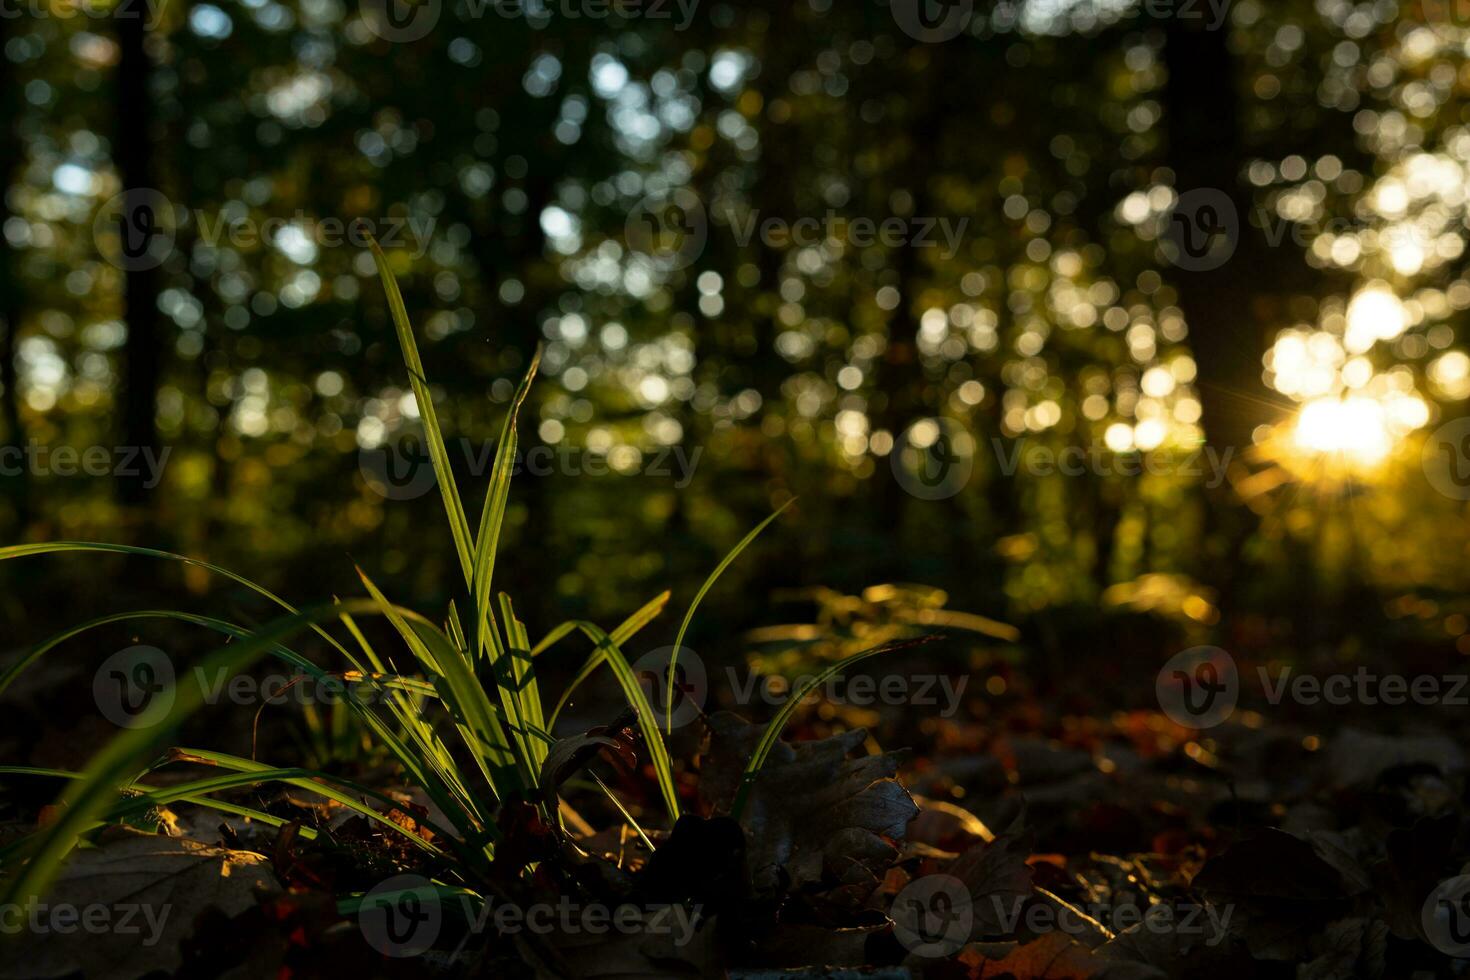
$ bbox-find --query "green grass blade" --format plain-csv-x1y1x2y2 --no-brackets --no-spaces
539,621,679,823
0,599,383,906
0,766,322,842
545,591,671,729
369,238,475,585
0,542,361,669
0,609,324,698
667,501,794,731
728,636,933,821
498,593,545,772
471,348,540,659
358,568,525,798
157,750,451,857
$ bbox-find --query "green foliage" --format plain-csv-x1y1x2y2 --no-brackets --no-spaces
0,252,797,913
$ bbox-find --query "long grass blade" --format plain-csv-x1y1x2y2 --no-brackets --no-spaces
667,501,794,731
729,636,934,821
545,591,671,729
0,599,384,906
369,238,476,584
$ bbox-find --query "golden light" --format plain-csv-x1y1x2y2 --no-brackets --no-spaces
1344,285,1407,354
1294,397,1391,466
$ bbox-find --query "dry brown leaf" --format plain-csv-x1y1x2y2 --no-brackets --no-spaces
2,830,280,980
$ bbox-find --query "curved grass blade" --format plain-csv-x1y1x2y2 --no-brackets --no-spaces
369,237,475,584
358,568,525,798
155,750,451,857
667,501,794,732
0,766,322,842
0,609,323,698
0,542,361,667
0,599,384,906
545,591,671,730
537,621,679,822
728,636,935,822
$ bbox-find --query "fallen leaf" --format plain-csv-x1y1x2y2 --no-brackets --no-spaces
2,829,280,980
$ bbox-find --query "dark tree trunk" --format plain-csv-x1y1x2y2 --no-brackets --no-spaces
0,19,28,525
116,13,162,510
1161,16,1273,457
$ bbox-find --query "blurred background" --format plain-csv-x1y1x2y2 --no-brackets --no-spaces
4,0,1470,675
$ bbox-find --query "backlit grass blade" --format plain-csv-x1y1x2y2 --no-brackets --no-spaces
0,599,384,907
358,568,525,798
0,609,323,698
0,542,360,668
545,591,672,729
155,750,451,857
498,593,545,772
538,621,679,822
534,590,670,658
0,766,323,842
728,636,934,822
338,611,487,830
369,237,475,585
667,501,794,731
466,353,539,773
471,347,540,655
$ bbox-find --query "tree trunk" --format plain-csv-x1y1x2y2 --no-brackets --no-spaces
116,13,162,511
1161,15,1272,457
